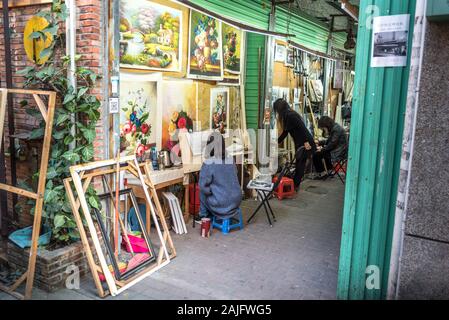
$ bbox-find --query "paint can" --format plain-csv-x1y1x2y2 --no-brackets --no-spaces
200,218,211,238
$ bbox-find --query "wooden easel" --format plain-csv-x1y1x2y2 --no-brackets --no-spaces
0,88,56,300
64,155,176,297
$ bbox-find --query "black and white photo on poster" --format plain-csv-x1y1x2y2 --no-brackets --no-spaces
371,14,410,68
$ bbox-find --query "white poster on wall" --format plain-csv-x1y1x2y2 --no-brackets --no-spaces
371,14,410,68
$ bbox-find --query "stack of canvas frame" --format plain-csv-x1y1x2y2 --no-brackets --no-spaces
163,192,188,235
64,155,176,297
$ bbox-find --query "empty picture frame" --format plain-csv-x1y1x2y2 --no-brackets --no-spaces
94,188,157,281
0,88,56,300
66,155,175,297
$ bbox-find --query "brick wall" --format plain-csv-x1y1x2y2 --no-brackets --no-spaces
7,241,89,292
0,1,107,227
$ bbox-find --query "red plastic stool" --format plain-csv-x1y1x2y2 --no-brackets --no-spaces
273,176,296,200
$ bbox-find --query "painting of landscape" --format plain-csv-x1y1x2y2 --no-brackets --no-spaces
119,0,183,72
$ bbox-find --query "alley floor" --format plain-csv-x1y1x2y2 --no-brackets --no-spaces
0,178,344,300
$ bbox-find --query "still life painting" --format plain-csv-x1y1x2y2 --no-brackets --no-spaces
187,10,223,80
161,80,197,155
222,23,242,74
120,80,157,156
210,88,229,135
119,0,183,72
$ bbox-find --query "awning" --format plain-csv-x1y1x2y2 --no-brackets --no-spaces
288,40,343,61
171,0,296,39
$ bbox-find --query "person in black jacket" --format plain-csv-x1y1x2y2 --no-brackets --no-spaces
313,116,348,177
274,99,316,189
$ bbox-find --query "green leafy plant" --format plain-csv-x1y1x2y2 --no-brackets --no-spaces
17,0,101,244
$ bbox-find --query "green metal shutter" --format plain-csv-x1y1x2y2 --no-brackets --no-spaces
188,0,271,130
189,0,271,29
244,33,266,129
337,0,417,300
331,32,349,51
275,7,330,53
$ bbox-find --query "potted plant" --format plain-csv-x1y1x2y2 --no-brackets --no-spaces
6,0,101,292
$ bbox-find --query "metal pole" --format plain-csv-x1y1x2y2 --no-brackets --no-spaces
66,0,77,150
2,0,17,224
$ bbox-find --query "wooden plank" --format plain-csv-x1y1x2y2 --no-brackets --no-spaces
64,178,106,298
0,283,24,300
32,94,48,122
0,89,7,150
0,88,57,300
0,183,38,199
0,0,53,9
9,272,27,291
70,167,119,295
24,91,56,299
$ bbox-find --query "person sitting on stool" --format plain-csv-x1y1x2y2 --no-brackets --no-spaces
199,132,242,220
313,116,348,178
273,98,316,190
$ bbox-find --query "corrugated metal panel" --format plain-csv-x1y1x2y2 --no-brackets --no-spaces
189,0,271,129
331,32,348,51
189,0,270,29
337,0,417,300
275,7,330,53
244,33,266,129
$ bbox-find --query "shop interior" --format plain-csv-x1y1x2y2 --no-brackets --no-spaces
0,0,358,300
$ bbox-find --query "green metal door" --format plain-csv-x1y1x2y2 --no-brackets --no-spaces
245,33,266,129
337,0,417,300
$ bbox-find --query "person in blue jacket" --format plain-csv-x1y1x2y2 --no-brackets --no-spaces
199,132,241,220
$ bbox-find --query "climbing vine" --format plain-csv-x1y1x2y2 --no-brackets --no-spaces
17,0,101,244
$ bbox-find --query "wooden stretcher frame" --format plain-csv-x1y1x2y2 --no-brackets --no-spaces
64,155,176,297
0,88,56,300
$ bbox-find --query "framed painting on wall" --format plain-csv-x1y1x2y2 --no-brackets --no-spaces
285,47,294,67
119,0,183,72
274,43,286,62
210,88,230,135
160,80,197,154
222,23,243,74
187,10,223,80
119,73,163,155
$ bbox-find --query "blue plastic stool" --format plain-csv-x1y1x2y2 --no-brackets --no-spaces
212,208,244,235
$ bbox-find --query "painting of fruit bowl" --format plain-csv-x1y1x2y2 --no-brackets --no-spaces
187,10,223,80
119,0,183,72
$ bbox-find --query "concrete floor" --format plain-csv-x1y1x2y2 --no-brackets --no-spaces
0,178,344,300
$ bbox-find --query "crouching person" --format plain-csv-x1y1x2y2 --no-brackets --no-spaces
199,132,241,220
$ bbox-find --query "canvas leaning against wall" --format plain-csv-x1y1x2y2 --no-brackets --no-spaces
187,10,223,80
119,0,183,72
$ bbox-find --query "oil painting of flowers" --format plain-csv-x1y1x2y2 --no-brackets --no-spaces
222,23,242,74
161,80,197,154
210,88,229,135
119,0,183,72
120,82,157,156
187,10,223,80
